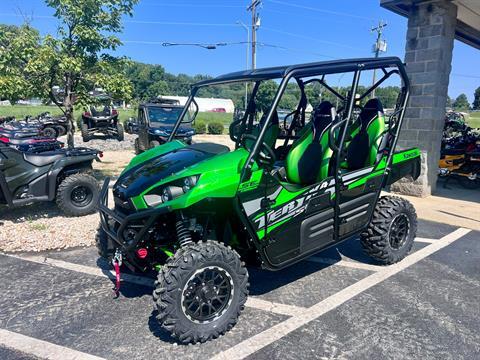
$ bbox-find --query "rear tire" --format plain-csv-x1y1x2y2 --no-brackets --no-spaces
361,196,417,265
56,173,99,216
153,241,249,344
54,125,67,137
81,123,90,142
117,123,125,141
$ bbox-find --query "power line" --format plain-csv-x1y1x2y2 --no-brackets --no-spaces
262,26,364,52
265,0,375,21
140,2,245,8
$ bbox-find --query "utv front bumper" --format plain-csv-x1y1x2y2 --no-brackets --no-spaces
98,178,170,251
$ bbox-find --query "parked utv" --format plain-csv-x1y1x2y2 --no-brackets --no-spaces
97,57,421,343
0,143,101,216
81,103,124,142
132,98,194,154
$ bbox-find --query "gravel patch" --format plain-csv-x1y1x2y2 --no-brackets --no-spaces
0,202,100,253
57,133,136,152
0,135,234,253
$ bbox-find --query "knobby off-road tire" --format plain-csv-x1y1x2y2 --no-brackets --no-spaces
56,173,100,216
117,123,125,142
154,241,249,344
81,123,90,142
95,224,116,260
42,126,57,138
361,196,417,265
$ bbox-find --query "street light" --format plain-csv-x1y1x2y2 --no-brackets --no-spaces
162,42,227,50
236,21,250,110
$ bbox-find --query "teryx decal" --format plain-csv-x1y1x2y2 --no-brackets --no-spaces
254,180,330,230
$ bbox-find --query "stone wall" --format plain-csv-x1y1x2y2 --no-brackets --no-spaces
392,0,457,197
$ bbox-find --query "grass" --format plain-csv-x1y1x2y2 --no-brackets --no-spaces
467,112,480,128
0,105,231,126
0,105,136,123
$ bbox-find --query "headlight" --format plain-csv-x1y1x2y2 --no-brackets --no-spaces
144,175,200,207
154,129,169,136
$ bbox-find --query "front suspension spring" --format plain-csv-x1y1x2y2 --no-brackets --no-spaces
176,220,192,247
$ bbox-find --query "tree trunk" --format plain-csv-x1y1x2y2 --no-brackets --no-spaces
64,74,75,148
65,105,75,148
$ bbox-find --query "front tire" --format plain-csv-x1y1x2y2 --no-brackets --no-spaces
117,123,125,141
154,241,249,344
361,196,417,265
95,224,116,260
56,173,99,216
81,123,90,142
149,140,160,149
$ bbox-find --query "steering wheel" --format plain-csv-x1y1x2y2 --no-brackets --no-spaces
241,134,276,166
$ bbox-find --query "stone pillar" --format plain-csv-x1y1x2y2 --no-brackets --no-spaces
392,0,457,197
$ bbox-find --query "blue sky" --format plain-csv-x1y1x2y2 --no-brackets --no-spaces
1,0,479,101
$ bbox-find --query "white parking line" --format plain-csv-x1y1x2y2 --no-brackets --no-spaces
211,228,471,360
5,254,304,317
0,328,105,360
306,256,384,272
414,237,437,244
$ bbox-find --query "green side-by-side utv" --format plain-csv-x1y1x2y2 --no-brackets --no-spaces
97,57,421,343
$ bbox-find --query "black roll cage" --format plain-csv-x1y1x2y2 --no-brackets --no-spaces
167,57,410,186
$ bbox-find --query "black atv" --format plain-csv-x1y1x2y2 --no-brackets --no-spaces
0,113,67,139
132,99,194,154
0,135,64,153
81,105,124,142
0,143,101,216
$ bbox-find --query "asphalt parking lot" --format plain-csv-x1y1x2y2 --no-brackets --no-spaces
0,219,478,360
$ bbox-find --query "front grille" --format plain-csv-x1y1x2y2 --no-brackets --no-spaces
114,196,134,214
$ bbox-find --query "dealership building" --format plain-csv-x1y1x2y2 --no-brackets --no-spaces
381,0,480,196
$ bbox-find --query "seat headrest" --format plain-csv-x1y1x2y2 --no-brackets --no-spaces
311,101,335,140
359,98,384,129
260,110,279,126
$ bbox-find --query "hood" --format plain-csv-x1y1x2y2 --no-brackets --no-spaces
114,142,229,199
148,125,194,137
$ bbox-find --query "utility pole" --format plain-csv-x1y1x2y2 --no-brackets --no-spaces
236,21,250,110
247,0,261,70
371,20,387,97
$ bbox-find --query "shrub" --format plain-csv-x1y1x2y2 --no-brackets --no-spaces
193,121,206,135
207,122,224,135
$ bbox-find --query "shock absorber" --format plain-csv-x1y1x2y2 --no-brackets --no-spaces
176,219,192,247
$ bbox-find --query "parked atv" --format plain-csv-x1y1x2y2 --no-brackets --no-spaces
0,143,101,216
133,99,194,154
439,126,480,188
97,57,420,343
81,105,124,142
0,135,64,153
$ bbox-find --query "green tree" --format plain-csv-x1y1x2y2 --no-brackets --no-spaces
25,0,138,147
453,93,470,111
0,24,40,102
446,95,453,109
473,87,480,110
255,80,278,113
